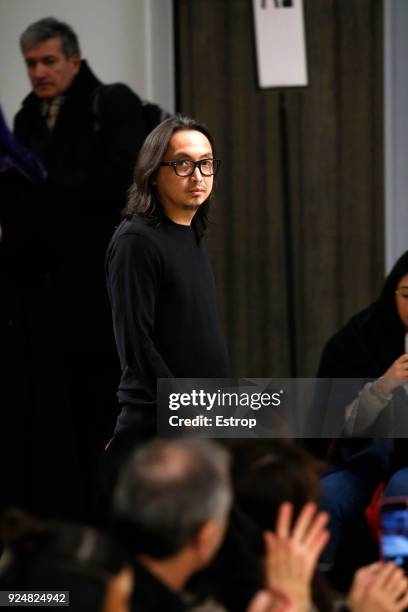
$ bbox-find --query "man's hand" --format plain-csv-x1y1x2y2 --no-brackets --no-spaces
347,562,408,612
261,501,329,612
246,587,296,612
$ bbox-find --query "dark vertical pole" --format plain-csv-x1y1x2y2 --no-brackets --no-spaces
279,91,297,376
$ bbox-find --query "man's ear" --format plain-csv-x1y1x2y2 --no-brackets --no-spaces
194,520,217,547
192,519,224,564
70,53,81,73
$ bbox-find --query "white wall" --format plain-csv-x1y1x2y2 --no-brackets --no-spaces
0,0,174,128
384,0,408,271
144,0,174,108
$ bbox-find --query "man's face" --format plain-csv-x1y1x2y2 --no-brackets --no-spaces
154,130,214,219
23,37,80,99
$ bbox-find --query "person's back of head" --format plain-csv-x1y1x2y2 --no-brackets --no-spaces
231,440,322,530
0,510,132,612
228,441,333,612
113,438,232,561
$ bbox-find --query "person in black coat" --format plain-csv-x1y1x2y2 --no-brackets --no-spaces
13,17,151,516
316,251,408,574
15,17,148,351
0,106,80,517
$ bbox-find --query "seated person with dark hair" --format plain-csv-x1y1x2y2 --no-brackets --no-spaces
230,440,408,612
315,251,408,580
0,510,132,612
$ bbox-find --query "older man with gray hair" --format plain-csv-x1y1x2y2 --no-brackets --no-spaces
113,438,232,612
13,16,151,515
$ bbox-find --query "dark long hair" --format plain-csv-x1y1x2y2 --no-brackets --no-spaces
231,440,322,528
231,441,333,612
125,114,217,241
375,251,408,325
356,249,408,361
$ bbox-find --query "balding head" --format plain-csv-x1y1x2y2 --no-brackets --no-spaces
113,439,232,559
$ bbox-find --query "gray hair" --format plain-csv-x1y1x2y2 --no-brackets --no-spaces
113,439,232,558
20,17,80,58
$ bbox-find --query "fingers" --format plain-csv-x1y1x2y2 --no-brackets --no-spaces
307,526,330,564
291,502,316,542
396,589,408,612
374,562,402,590
273,502,330,572
263,531,290,587
355,564,380,588
348,562,408,612
384,354,408,382
395,354,408,376
349,566,374,602
246,590,276,612
352,564,378,595
290,502,330,556
264,531,275,555
299,508,329,554
275,502,293,539
376,562,408,598
270,502,329,594
367,563,408,611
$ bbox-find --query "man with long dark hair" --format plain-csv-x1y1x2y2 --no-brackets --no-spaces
106,115,229,435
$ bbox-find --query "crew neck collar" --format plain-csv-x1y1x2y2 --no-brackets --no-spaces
163,215,192,232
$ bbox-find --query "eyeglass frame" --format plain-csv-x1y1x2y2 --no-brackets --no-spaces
159,158,221,177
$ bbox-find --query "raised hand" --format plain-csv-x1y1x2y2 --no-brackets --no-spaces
377,354,408,394
347,562,408,612
261,501,330,612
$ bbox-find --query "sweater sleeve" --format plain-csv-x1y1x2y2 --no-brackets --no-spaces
107,231,173,390
344,380,392,436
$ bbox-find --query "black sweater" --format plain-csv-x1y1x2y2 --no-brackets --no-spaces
106,215,229,414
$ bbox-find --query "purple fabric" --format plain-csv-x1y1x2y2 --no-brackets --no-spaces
0,106,46,183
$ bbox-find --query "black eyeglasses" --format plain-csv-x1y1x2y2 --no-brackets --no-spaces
160,158,221,177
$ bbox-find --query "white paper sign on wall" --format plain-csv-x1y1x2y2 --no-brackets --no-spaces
252,0,308,88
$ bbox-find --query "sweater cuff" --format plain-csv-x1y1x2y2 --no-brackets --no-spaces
370,378,392,402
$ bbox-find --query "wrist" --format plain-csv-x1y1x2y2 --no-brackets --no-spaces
371,377,393,400
292,586,311,612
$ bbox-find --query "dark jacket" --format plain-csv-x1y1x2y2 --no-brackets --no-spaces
14,60,147,221
14,60,149,347
130,562,189,612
